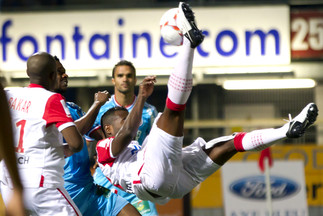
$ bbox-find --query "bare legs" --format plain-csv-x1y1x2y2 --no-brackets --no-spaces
204,140,237,166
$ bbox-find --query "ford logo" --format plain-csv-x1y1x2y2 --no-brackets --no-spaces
229,175,299,200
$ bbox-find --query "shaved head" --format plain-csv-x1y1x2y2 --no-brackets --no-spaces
26,52,57,90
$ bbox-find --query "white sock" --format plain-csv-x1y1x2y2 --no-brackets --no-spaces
234,123,289,151
166,37,194,111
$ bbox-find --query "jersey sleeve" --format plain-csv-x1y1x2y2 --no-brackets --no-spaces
43,93,74,129
96,137,116,167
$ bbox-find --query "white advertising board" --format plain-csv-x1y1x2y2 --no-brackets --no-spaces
0,5,290,73
221,161,308,216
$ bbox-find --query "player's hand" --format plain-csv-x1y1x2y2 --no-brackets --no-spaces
94,90,110,106
139,76,156,99
63,144,74,158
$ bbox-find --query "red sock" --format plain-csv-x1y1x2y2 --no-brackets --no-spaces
166,97,186,111
233,132,247,152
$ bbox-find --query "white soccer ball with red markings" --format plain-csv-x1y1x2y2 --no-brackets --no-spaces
160,8,183,46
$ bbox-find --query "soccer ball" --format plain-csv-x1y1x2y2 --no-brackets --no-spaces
160,8,183,46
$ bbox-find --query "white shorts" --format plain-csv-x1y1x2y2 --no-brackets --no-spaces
1,181,81,216
136,113,221,202
178,137,221,196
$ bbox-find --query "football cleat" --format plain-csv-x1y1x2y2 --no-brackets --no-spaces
286,103,318,138
178,2,204,48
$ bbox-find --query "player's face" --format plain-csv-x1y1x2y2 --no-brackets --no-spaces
49,61,58,91
110,110,129,136
112,65,137,95
55,61,69,93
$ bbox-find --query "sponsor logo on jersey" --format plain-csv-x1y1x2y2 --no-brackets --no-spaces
130,143,141,155
17,156,30,164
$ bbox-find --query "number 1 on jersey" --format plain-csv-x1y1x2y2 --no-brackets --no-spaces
16,120,26,153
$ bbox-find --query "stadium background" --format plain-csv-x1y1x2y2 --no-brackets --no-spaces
1,0,323,215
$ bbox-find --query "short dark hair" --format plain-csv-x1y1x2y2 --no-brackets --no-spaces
112,60,136,78
54,56,60,62
100,106,128,130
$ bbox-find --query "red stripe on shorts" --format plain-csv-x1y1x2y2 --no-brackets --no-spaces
132,163,145,184
57,188,80,216
138,163,145,175
105,176,125,190
39,175,44,187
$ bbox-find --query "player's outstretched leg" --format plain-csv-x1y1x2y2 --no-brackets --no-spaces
165,1,204,110
178,2,204,48
158,2,204,136
205,103,318,165
234,102,318,152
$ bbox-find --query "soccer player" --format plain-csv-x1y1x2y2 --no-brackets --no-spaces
96,2,319,205
89,60,158,215
55,57,141,216
0,82,25,216
1,52,83,215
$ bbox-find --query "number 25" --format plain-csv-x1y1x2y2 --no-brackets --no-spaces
292,17,323,51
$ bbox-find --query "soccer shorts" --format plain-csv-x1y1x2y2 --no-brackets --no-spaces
137,113,221,201
1,181,81,216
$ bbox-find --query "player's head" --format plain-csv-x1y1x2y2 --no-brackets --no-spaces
112,60,136,78
112,60,137,95
53,56,69,93
26,52,57,90
101,106,129,138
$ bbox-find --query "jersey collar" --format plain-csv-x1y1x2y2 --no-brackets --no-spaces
114,95,136,109
28,83,45,88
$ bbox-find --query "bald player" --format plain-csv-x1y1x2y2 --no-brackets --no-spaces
1,52,83,215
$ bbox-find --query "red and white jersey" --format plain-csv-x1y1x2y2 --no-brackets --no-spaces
96,137,143,193
3,84,75,188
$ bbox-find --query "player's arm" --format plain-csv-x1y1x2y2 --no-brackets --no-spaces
74,91,110,135
47,94,84,153
90,129,104,141
61,126,83,153
111,76,156,156
0,84,25,216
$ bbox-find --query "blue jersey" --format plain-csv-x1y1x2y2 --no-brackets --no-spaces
92,95,159,216
63,102,93,186
63,102,128,216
